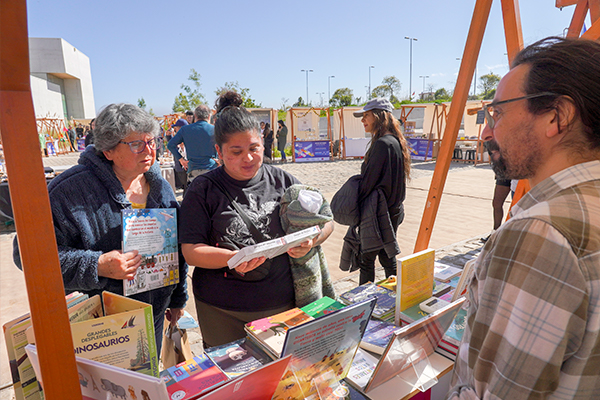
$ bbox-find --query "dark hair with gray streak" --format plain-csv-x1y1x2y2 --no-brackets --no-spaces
214,106,260,147
513,36,600,149
93,103,159,152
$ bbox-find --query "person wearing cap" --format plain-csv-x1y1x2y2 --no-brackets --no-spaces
167,105,218,185
350,98,411,284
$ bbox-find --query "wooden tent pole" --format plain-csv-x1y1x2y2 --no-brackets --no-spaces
567,0,589,37
414,0,494,252
0,1,82,398
501,0,524,62
581,17,600,38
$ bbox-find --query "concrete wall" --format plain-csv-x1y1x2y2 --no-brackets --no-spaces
29,38,96,120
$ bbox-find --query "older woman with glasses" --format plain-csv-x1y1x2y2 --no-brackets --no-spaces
13,103,187,353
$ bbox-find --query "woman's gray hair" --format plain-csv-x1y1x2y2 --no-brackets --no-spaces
93,103,159,152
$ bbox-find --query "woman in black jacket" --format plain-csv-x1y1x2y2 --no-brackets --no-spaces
353,98,411,284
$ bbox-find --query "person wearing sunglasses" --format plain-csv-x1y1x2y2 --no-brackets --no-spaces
13,103,188,354
449,37,600,399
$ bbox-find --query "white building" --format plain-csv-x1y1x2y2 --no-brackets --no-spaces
29,38,95,120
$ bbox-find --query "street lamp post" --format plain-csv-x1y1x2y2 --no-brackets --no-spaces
328,75,335,106
301,69,313,106
419,75,429,99
368,66,375,99
404,37,417,100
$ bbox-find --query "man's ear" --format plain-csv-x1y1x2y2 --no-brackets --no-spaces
547,96,577,139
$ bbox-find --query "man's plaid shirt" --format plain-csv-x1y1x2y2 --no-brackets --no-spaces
449,160,600,399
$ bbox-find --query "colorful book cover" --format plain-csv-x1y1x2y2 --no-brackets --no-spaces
122,208,179,296
397,302,429,325
160,354,229,400
70,291,159,377
274,298,377,399
204,338,271,378
244,308,313,357
25,344,169,400
197,356,292,400
339,283,396,320
360,319,400,355
395,248,435,324
300,296,345,318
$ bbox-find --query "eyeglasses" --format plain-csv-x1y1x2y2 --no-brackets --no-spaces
484,92,558,130
118,137,157,153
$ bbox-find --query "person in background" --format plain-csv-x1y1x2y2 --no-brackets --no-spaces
179,103,333,347
167,105,218,184
263,122,273,161
84,118,95,147
13,103,188,353
448,37,600,399
352,98,411,284
75,123,84,139
277,119,288,163
185,110,194,125
170,119,189,192
481,140,511,243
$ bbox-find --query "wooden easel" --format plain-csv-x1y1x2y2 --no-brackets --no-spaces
414,0,600,252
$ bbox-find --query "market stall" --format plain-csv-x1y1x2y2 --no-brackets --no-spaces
287,107,332,162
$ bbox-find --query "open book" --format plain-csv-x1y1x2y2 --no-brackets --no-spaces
227,225,321,269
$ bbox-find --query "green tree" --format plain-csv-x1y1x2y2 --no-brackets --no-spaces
215,81,261,108
330,88,354,107
371,76,402,103
172,68,206,112
479,72,501,100
434,88,452,101
137,97,147,110
292,97,307,107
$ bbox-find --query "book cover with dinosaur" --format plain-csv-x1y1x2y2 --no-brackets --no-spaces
70,291,158,377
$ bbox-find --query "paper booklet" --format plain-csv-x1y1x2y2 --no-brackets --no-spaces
122,208,180,296
227,225,321,269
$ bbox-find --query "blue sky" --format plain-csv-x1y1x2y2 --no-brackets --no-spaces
27,0,582,116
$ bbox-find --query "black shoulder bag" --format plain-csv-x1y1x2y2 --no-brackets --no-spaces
204,176,273,282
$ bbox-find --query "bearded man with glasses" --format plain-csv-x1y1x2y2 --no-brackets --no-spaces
13,103,188,355
448,37,600,399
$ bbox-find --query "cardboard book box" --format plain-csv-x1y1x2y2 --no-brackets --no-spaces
70,291,159,377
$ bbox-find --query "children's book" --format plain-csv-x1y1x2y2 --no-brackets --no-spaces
227,226,321,269
3,313,41,400
300,296,345,318
204,338,272,378
70,291,159,377
395,249,435,323
273,298,377,399
122,208,179,296
160,353,230,400
339,283,396,321
25,344,169,400
244,308,313,358
197,355,292,400
359,319,401,355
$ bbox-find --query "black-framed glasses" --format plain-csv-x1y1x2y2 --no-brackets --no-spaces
118,137,157,153
484,92,558,130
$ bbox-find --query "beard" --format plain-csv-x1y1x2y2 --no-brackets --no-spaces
488,131,542,180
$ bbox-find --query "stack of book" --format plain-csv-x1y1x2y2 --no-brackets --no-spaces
204,337,272,379
338,282,396,322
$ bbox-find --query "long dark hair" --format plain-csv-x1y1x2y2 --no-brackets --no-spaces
365,109,411,180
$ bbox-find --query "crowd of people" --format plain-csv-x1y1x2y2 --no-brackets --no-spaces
13,36,600,399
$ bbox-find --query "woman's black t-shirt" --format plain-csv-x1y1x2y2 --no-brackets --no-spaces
179,164,300,312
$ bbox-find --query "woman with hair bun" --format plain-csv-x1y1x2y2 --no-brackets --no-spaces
180,100,334,347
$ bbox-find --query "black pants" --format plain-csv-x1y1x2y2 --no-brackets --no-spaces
358,212,401,285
